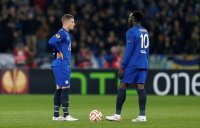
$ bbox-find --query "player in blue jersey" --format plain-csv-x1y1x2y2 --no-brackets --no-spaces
48,14,78,121
106,11,149,122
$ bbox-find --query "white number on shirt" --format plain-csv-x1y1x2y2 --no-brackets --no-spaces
140,34,149,49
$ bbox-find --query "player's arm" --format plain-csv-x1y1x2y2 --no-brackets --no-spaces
121,30,134,69
48,31,64,58
48,31,65,52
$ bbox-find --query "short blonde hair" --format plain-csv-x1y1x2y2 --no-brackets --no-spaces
61,14,74,23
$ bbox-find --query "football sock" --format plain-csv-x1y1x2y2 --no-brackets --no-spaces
137,89,147,116
53,89,62,117
61,88,70,117
116,88,127,115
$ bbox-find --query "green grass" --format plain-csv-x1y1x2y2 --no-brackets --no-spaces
0,95,200,128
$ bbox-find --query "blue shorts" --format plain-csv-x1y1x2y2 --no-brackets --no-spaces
52,66,71,87
120,68,148,84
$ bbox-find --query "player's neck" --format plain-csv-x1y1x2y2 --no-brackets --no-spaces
133,23,140,27
62,26,69,32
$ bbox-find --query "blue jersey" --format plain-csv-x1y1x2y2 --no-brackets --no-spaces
48,28,71,67
121,25,149,69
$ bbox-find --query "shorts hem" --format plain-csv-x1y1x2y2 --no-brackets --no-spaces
56,84,71,87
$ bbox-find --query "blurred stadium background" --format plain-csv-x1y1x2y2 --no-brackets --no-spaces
0,0,200,128
0,0,199,69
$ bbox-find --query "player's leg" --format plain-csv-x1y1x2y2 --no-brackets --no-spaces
61,86,78,121
136,84,147,117
106,67,136,121
116,82,129,116
53,85,62,118
132,69,147,122
106,82,129,121
61,86,70,118
52,67,65,121
59,67,78,121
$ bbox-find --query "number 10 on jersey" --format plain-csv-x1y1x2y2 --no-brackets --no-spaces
140,34,149,49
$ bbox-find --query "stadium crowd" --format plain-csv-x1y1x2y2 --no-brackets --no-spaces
0,0,199,69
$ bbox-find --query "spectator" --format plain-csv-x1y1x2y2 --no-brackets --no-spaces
36,21,49,60
77,47,91,69
104,46,121,69
14,43,28,67
23,12,41,55
0,0,199,69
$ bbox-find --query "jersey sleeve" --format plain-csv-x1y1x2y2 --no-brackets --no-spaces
48,31,65,52
121,30,134,69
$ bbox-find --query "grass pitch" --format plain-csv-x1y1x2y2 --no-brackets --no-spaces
0,95,200,128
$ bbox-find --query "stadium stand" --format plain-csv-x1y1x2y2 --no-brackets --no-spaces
0,0,199,69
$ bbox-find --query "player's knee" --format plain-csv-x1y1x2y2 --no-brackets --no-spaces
136,84,144,90
119,83,128,89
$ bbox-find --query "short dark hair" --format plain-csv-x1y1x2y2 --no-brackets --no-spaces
132,11,144,22
61,14,74,23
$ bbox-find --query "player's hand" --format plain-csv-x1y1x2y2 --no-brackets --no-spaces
118,67,124,79
57,52,63,59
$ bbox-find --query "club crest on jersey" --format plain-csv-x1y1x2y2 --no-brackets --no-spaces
56,34,60,38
